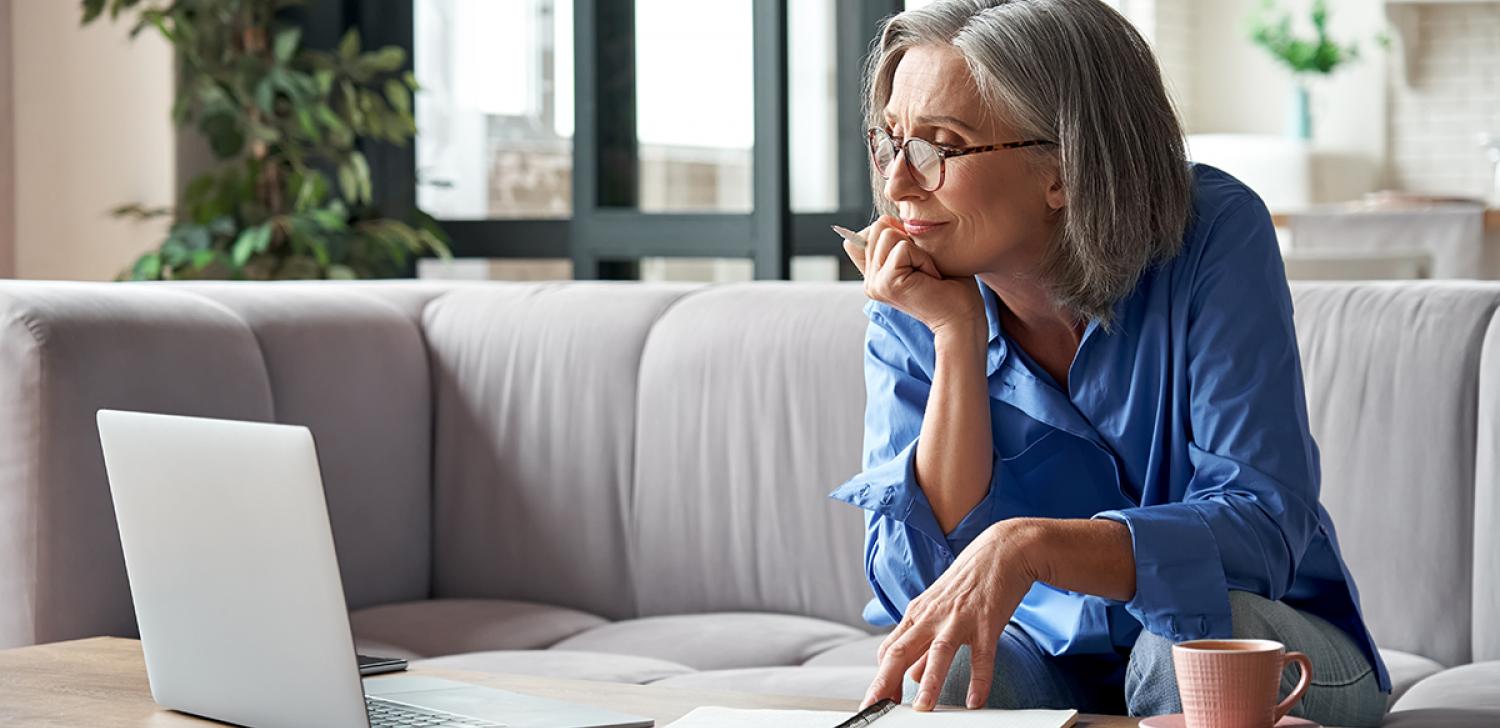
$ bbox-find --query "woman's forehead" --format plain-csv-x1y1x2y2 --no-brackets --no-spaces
884,45,984,131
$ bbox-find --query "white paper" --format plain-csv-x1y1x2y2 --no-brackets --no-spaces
668,705,1078,728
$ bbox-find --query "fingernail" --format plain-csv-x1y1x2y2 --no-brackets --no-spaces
967,694,982,709
915,691,931,710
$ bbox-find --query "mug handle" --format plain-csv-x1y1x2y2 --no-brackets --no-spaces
1273,651,1313,722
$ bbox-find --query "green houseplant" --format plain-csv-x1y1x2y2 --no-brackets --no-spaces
82,0,450,280
1246,0,1363,140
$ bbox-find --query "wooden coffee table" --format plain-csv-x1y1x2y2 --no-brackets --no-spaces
0,637,1140,726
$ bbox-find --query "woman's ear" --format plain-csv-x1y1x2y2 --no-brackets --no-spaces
1045,174,1066,211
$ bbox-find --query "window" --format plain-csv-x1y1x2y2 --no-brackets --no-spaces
415,0,573,219
345,0,904,280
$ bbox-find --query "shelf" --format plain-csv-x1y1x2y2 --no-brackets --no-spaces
1386,0,1500,85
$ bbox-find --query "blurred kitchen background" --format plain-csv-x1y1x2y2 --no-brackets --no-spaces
0,0,1496,283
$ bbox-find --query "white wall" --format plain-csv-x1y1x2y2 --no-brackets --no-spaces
10,0,175,281
1186,0,1388,200
0,0,13,277
1388,3,1500,198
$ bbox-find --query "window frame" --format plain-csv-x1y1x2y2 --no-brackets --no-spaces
323,0,900,280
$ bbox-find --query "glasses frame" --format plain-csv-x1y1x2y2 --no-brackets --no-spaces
867,127,1056,192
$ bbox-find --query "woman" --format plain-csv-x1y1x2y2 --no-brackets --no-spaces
826,1,1390,724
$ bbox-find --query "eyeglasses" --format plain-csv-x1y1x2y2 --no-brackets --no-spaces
867,127,1055,192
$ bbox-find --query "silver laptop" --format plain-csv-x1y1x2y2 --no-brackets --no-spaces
97,409,653,728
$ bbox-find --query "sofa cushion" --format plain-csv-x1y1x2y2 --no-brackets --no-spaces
803,635,884,667
1390,660,1500,713
352,638,425,663
1291,282,1500,667
1378,709,1500,728
414,650,694,684
1380,648,1446,708
349,599,608,657
630,283,873,628
423,283,699,621
551,612,870,670
649,666,875,701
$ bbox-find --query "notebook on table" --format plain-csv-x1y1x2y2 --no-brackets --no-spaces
668,702,1077,728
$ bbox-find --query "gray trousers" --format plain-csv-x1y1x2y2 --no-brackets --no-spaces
901,591,1388,727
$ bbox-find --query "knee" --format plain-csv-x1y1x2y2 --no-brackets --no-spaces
1124,626,1181,717
1125,591,1297,718
1226,589,1284,638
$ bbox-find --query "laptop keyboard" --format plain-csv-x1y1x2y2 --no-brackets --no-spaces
366,695,507,727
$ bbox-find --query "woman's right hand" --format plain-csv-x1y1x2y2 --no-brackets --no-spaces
842,215,985,337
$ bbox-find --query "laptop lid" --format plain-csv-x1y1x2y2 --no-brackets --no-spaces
97,409,370,728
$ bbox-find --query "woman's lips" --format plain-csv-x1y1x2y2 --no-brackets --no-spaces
903,220,947,235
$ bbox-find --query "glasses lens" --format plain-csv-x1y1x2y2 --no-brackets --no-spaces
870,130,897,178
904,138,942,190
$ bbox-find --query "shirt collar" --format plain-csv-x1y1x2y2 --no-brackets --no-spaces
976,276,1002,345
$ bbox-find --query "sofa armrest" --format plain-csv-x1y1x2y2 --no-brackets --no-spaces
0,283,274,649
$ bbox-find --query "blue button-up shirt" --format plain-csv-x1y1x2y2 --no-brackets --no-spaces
828,164,1390,692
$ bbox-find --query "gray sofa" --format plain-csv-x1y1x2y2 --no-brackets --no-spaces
0,278,1497,725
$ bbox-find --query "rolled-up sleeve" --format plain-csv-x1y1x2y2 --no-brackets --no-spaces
829,302,1000,625
1094,195,1323,642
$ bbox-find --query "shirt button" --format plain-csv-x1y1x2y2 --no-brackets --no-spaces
879,491,893,506
1168,616,1179,635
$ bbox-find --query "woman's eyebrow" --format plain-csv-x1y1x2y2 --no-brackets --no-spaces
881,112,978,134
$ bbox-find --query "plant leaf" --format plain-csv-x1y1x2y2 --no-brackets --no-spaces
231,223,273,267
274,27,302,63
338,28,361,61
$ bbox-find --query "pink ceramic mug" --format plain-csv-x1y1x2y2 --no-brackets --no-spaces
1172,639,1312,728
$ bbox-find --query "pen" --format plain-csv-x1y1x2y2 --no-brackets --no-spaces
833,698,897,728
831,224,867,251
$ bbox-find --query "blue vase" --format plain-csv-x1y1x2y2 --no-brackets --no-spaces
1289,82,1312,140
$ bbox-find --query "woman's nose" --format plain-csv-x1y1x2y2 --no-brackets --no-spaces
882,148,928,202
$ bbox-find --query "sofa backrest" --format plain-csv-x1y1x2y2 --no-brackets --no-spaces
1290,281,1500,667
423,282,698,621
4,278,1498,665
0,281,452,649
629,283,873,628
1472,312,1500,663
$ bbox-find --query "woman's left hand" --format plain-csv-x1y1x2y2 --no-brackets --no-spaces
860,519,1044,711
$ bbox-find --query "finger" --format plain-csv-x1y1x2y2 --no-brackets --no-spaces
884,240,913,282
864,635,922,710
877,611,918,664
914,634,961,711
870,228,897,274
965,637,998,710
901,240,941,278
880,214,907,234
906,652,929,685
843,239,866,277
863,223,882,277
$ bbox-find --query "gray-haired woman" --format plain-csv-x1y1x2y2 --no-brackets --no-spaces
826,1,1389,724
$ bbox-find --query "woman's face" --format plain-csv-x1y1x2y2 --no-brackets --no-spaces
881,44,1063,278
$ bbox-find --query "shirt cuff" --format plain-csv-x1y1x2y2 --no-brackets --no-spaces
829,439,1000,556
1092,504,1234,642
828,438,948,550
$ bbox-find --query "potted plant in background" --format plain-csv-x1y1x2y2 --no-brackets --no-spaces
82,0,450,280
1246,0,1365,141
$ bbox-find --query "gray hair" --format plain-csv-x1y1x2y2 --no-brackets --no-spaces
865,0,1193,327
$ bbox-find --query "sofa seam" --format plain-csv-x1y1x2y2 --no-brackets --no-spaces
624,282,711,620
